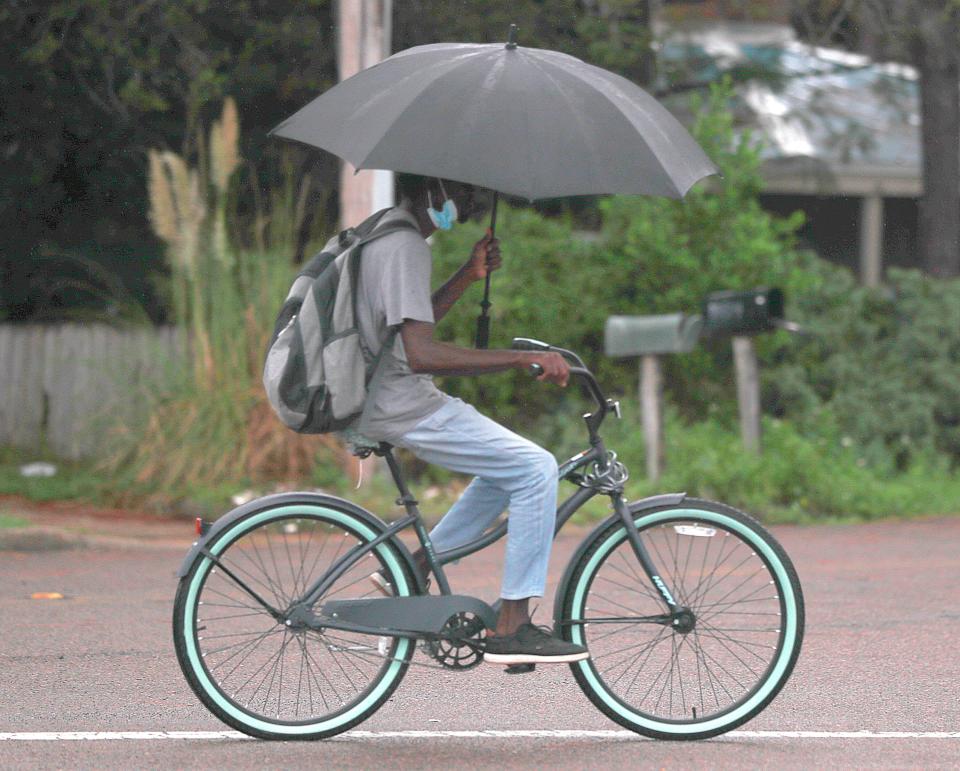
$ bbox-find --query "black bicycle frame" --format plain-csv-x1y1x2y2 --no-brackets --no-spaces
295,355,683,617
296,441,682,616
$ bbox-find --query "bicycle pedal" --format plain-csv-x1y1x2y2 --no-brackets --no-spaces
503,663,536,675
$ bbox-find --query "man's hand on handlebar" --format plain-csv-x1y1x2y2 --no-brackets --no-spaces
520,352,570,387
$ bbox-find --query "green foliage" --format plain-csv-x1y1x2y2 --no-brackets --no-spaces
542,407,960,523
0,513,30,529
765,264,960,468
101,100,344,510
1,0,336,320
594,82,810,416
430,81,809,425
100,244,326,508
0,447,109,504
429,207,615,424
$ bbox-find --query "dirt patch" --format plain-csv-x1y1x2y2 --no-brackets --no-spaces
0,495,194,547
0,494,175,524
0,528,84,552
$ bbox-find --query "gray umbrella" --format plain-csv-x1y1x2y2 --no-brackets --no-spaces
271,26,718,344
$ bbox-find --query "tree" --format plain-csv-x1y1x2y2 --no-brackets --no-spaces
792,0,960,277
0,0,338,319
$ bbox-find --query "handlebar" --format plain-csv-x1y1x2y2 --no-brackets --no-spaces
514,338,609,413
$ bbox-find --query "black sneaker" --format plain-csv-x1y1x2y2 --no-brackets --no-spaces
484,623,589,665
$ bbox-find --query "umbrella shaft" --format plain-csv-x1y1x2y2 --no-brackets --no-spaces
481,191,499,309
475,192,498,348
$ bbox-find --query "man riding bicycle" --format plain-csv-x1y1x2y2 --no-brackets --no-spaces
353,173,588,665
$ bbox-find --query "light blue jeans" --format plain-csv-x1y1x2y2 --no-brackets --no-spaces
394,398,559,600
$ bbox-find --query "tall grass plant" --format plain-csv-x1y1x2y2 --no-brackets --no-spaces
104,100,346,508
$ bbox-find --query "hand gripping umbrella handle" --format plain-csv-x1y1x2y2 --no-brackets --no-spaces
475,192,499,349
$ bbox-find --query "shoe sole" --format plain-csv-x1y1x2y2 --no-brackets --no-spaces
484,651,590,665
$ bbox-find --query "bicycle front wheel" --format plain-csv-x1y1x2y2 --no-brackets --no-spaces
560,498,804,740
173,499,417,740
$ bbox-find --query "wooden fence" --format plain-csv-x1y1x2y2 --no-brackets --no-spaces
0,324,184,460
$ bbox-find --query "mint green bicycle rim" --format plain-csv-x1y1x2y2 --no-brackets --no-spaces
569,508,799,736
181,505,412,736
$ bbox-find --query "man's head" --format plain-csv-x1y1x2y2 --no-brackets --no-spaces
396,173,483,230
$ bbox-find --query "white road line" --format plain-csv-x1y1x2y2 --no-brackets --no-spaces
1,730,959,742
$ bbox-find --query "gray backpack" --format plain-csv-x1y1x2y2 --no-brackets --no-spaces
262,209,419,434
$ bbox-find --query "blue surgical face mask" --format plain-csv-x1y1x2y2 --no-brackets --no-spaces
427,182,458,231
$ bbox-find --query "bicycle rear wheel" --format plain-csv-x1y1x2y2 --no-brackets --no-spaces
560,498,804,740
173,500,416,739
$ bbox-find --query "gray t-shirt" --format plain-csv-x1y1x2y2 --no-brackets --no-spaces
354,207,450,441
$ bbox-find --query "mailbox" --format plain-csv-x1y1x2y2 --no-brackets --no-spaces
604,313,703,357
702,288,784,337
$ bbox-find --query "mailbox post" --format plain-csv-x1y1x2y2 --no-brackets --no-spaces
703,288,785,453
605,313,703,481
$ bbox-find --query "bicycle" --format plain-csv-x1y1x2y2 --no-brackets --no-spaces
173,337,804,741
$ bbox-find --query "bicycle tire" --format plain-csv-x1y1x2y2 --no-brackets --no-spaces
173,499,417,740
559,498,804,740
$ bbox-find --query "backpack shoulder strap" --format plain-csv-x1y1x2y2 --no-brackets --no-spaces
348,215,422,339
348,215,421,434
337,207,394,248
358,216,420,246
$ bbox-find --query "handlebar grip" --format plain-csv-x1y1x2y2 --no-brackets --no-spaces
528,363,544,377
511,337,551,352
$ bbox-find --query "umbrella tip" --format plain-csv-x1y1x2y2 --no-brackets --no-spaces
506,24,518,50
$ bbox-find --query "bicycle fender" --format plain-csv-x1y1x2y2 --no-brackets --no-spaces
175,491,428,594
552,492,687,623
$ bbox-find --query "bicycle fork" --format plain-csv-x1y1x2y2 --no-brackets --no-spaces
612,494,695,632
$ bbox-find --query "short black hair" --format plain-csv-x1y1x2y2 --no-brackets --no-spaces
395,173,432,202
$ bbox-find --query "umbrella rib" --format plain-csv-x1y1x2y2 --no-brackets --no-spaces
533,53,713,196
522,53,603,196
355,49,500,176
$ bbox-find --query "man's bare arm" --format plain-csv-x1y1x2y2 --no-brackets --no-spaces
401,320,569,385
431,231,502,322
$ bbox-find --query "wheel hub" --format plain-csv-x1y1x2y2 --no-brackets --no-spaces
283,603,315,632
670,608,696,634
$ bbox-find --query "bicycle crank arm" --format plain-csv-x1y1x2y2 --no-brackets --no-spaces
557,614,674,626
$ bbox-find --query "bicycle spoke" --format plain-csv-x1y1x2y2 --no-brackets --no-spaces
652,525,685,606
568,510,800,732
219,552,291,612
691,563,767,617
610,552,663,606
687,550,756,611
183,511,416,729
199,610,270,623
692,627,734,704
694,619,774,663
204,625,282,661
296,634,330,711
247,536,290,608
683,535,738,609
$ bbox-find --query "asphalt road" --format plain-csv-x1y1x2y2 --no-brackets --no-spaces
1,507,959,769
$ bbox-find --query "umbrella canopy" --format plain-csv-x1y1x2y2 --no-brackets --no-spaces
270,35,717,201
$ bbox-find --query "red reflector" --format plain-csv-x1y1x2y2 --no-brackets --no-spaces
195,517,203,536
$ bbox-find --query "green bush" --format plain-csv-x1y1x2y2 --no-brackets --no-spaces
765,264,960,468
541,408,960,523
430,80,811,426
430,207,614,426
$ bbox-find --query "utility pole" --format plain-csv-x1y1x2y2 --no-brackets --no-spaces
337,0,394,481
337,0,394,230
